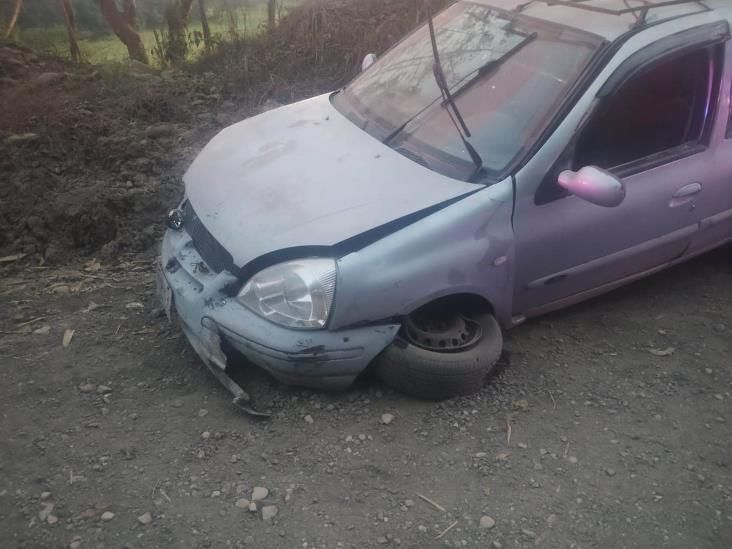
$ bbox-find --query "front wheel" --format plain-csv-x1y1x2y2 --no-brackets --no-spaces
373,306,502,400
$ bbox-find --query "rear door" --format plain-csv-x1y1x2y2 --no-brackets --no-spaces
689,35,732,254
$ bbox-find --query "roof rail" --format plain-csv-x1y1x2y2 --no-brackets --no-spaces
514,0,710,28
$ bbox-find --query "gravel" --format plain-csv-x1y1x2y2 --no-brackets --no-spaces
261,505,278,522
1,219,730,549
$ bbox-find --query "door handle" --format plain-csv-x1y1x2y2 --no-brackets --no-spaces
669,183,701,208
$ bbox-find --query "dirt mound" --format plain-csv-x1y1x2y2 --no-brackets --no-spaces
0,53,233,264
0,0,452,266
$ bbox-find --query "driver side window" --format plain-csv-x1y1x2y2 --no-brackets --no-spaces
573,46,714,172
536,43,721,206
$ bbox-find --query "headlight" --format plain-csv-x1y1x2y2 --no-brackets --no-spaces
237,258,337,329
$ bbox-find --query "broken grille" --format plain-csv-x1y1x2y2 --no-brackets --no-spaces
182,201,235,275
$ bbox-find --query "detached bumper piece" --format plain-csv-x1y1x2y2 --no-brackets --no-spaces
158,227,399,407
204,359,271,418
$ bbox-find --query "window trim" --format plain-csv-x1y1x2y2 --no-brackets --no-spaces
610,142,708,179
535,23,729,206
727,79,732,139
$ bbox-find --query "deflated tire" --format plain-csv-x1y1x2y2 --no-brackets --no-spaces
373,311,502,400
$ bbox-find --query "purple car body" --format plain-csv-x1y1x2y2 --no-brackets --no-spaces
159,0,732,398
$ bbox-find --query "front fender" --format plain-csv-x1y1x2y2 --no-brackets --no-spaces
330,180,515,329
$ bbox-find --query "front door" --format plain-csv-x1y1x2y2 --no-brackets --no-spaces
512,23,728,317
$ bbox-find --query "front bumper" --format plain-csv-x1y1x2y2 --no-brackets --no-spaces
159,227,400,391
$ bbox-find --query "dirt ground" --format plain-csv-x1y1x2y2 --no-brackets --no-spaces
1,17,731,548
1,244,731,549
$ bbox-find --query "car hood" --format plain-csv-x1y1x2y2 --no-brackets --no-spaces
184,93,480,268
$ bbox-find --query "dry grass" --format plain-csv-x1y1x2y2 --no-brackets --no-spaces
194,0,454,99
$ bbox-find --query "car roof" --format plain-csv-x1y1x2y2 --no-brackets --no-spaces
473,0,732,41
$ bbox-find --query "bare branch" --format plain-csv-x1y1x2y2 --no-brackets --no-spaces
164,0,197,63
96,0,149,64
4,0,23,39
122,0,138,27
198,0,212,51
60,0,82,63
267,0,277,29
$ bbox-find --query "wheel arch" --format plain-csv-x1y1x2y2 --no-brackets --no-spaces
405,292,496,317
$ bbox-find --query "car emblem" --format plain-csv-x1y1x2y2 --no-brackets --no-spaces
166,209,184,230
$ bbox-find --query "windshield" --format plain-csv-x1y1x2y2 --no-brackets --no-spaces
332,1,603,181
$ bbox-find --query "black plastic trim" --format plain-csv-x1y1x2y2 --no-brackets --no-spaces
611,143,708,179
331,188,483,257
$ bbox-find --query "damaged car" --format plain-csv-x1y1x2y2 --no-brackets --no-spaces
158,0,732,403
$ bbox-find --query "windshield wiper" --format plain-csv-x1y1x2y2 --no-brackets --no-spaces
451,31,537,100
384,25,536,149
425,2,483,179
427,11,470,138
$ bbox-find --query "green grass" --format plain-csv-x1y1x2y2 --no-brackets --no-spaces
16,2,299,65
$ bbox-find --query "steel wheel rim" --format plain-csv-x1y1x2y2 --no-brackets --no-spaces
403,311,483,352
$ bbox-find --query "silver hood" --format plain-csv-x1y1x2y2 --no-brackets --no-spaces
183,93,480,268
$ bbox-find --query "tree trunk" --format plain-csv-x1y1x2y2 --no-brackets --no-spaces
165,0,195,64
198,0,212,51
96,0,148,64
4,0,23,38
122,0,137,26
60,0,82,63
267,0,276,30
223,0,238,40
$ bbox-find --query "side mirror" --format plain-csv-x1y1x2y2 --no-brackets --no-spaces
361,53,377,72
558,166,625,207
